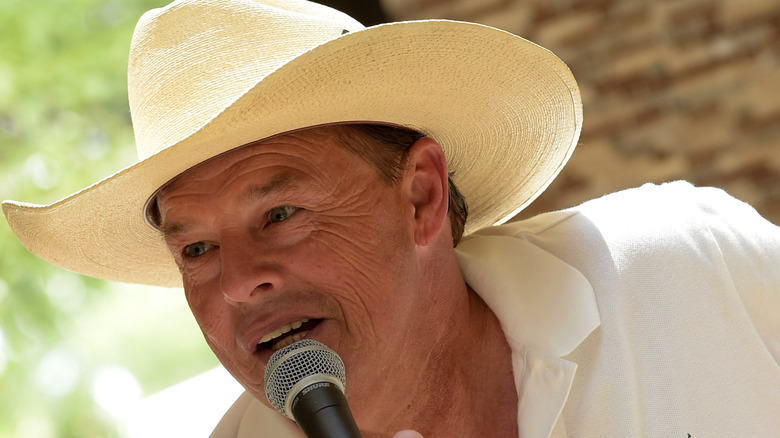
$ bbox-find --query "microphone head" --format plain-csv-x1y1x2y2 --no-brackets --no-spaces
264,339,347,418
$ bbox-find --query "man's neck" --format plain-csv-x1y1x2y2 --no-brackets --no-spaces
356,234,518,437
362,282,517,438
411,286,518,437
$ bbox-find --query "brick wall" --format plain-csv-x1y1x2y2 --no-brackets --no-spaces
382,0,780,224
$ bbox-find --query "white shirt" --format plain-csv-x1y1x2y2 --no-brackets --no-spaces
211,181,780,437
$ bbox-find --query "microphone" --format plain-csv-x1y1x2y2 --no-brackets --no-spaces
264,339,362,438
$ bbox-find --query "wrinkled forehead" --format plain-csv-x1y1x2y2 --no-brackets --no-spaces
144,122,421,230
164,149,253,194
144,125,349,230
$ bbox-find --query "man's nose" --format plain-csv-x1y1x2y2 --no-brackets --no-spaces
218,235,283,304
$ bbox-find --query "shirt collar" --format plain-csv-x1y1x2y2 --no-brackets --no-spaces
455,218,601,438
455,220,600,357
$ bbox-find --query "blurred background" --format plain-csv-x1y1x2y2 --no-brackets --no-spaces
0,1,221,437
1,0,778,436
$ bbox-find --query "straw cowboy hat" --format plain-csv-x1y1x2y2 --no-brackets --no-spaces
2,0,582,288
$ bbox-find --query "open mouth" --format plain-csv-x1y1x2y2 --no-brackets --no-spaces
257,318,322,351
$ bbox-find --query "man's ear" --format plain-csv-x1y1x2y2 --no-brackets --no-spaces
402,137,449,246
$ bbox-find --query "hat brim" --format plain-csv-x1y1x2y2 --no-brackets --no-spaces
2,20,581,287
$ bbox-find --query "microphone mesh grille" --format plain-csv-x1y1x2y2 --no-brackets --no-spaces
264,339,346,416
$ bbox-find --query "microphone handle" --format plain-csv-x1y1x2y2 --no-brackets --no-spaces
291,381,363,438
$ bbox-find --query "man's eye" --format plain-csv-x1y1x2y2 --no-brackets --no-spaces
183,241,213,258
267,205,298,223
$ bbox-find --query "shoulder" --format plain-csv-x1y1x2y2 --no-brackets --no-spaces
571,181,780,260
507,181,773,253
474,181,780,281
476,182,713,250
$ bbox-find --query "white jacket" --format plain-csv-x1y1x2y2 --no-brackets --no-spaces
211,181,780,437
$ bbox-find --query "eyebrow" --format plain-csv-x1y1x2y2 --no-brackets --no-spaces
160,218,190,239
241,172,296,204
160,172,298,238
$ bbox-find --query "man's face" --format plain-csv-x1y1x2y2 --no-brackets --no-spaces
156,126,431,413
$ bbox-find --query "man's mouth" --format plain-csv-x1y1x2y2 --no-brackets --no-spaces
257,318,322,351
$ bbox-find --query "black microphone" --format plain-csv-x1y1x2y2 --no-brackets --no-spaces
264,339,362,438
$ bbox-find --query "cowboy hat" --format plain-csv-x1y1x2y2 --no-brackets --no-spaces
2,0,582,287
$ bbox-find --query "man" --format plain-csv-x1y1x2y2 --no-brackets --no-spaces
3,0,779,437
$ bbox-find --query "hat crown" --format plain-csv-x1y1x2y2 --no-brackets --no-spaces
127,0,364,160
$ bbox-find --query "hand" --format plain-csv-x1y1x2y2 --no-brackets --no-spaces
392,431,424,438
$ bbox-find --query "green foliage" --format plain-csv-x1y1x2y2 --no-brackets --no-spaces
0,1,219,436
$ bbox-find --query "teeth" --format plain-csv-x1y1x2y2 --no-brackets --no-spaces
272,330,310,350
258,319,309,345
